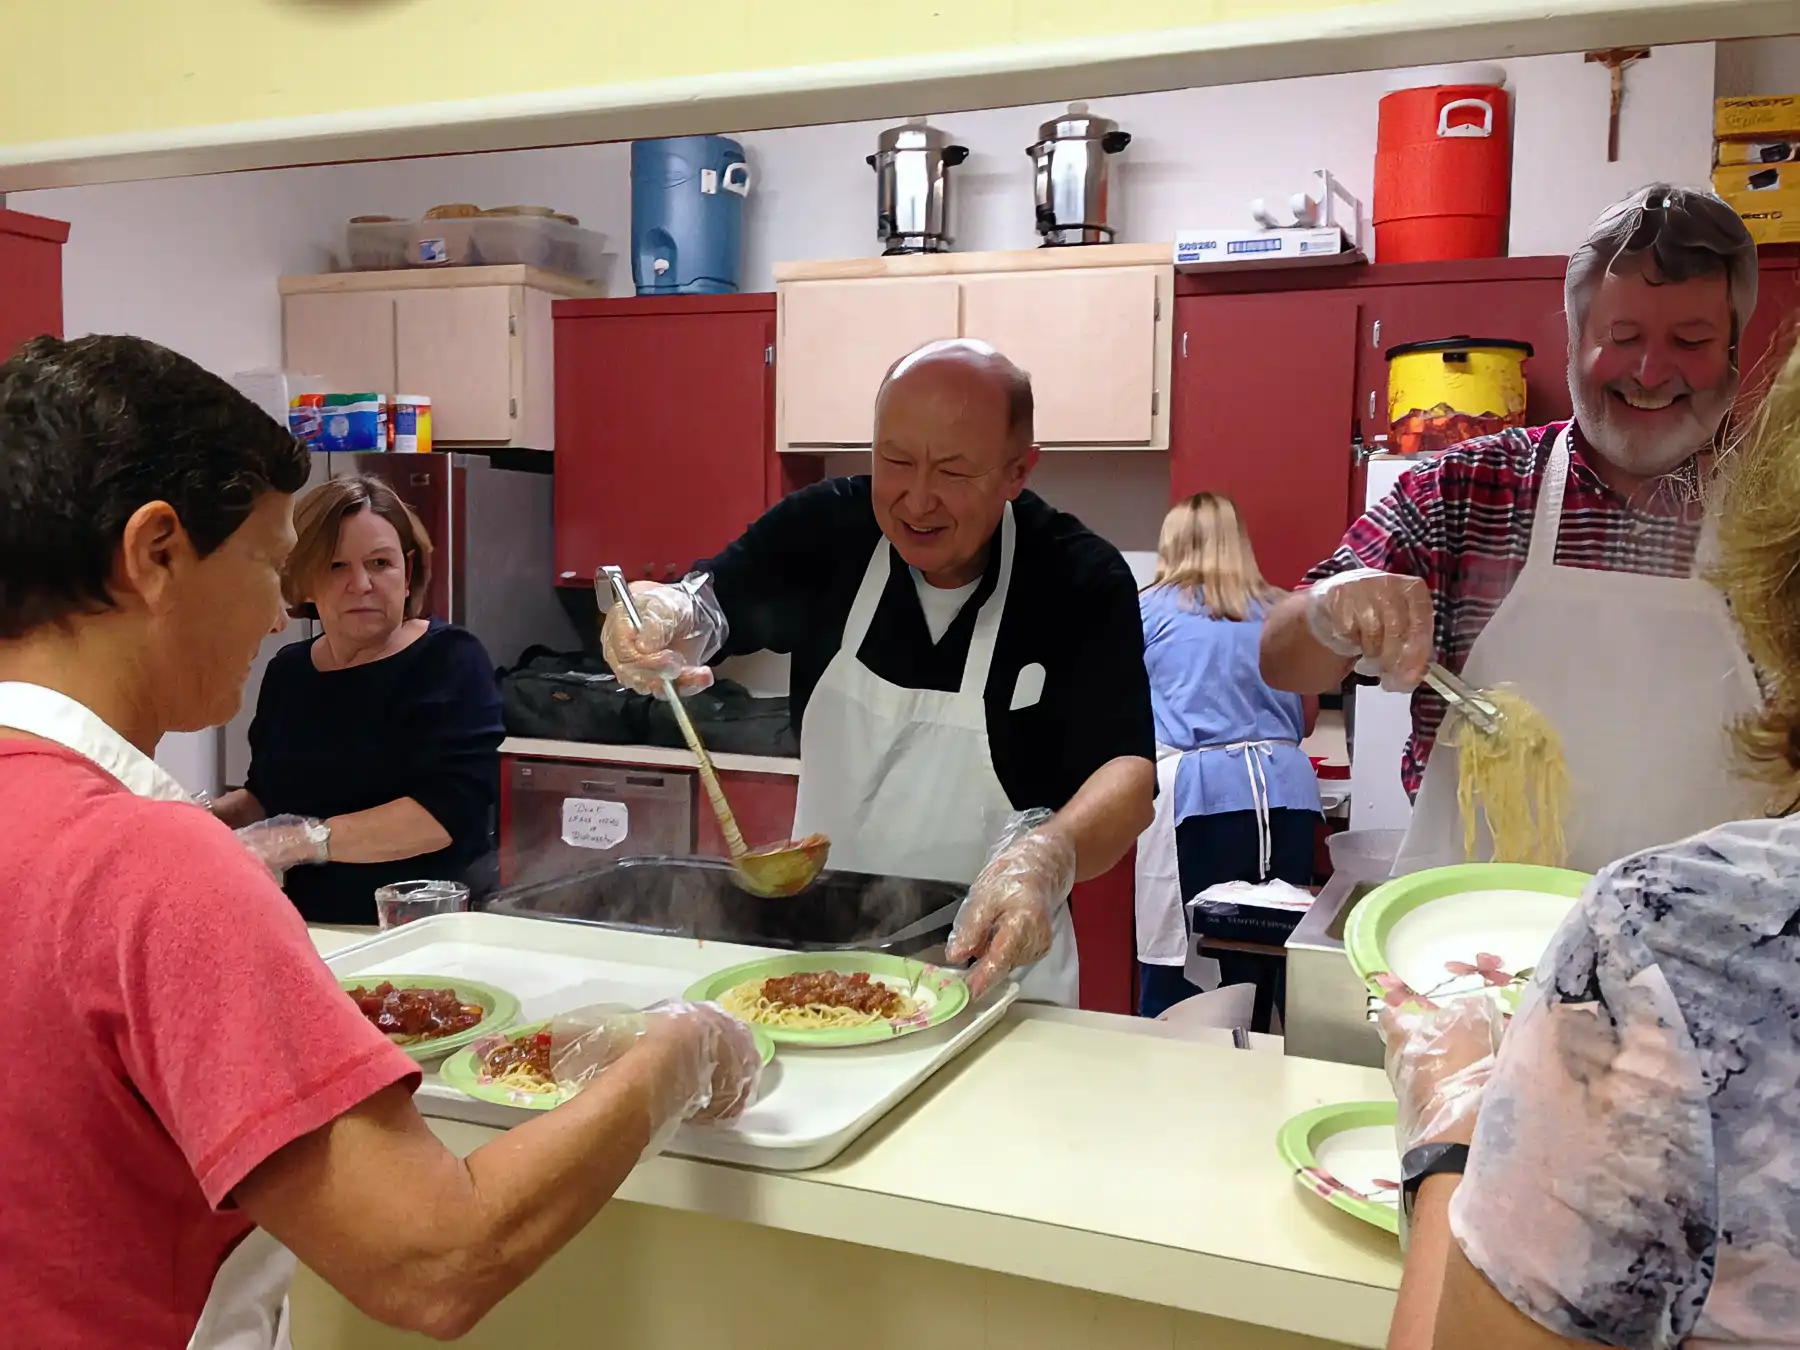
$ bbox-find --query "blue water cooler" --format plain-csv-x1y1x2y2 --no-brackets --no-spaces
631,135,751,295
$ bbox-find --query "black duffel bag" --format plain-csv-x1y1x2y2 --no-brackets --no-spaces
497,647,651,744
644,678,799,758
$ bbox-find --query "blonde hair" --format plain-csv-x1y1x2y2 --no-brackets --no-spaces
1148,492,1283,621
284,474,434,620
1714,338,1800,811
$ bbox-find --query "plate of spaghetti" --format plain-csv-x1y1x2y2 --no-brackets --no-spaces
441,1018,775,1110
684,951,970,1047
338,974,518,1062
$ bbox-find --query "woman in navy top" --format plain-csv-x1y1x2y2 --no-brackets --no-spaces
212,475,504,925
1138,494,1321,1024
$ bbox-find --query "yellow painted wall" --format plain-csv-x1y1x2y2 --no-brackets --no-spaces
3,0,1794,186
6,0,1347,145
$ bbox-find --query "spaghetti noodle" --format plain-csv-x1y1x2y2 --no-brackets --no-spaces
478,1029,560,1097
1444,686,1571,866
719,970,922,1031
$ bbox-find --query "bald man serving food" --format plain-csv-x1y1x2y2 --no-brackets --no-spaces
603,340,1156,1006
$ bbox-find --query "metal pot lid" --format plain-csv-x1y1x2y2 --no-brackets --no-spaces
876,117,960,155
1385,335,1534,360
1034,101,1122,143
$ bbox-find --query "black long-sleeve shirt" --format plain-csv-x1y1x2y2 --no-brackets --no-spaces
245,620,504,924
700,477,1153,813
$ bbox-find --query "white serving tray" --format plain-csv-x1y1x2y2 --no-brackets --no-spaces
323,912,1018,1171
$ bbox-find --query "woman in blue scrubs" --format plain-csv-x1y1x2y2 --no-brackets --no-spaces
1137,494,1321,1025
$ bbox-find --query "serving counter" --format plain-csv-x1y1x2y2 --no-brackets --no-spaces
295,927,1399,1350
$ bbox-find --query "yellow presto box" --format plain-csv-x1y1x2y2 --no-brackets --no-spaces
1715,162,1800,196
1713,186,1800,247
1716,94,1800,140
1716,138,1798,167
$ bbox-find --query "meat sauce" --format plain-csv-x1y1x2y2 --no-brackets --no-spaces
760,970,904,1017
481,1030,554,1083
346,982,484,1041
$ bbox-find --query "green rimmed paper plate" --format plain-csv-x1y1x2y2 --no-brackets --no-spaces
683,951,970,1047
1276,1101,1401,1236
1344,863,1589,1011
440,1018,776,1111
338,973,519,1062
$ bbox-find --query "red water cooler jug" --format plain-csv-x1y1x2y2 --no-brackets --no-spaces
1374,73,1512,263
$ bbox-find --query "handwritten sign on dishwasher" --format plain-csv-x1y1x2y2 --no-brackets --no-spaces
561,797,629,850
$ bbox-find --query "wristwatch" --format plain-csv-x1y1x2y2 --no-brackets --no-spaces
1400,1141,1469,1223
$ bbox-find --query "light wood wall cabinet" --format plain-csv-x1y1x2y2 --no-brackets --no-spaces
775,244,1173,452
280,266,597,449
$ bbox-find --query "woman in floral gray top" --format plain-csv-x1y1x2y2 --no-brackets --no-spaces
1382,344,1800,1348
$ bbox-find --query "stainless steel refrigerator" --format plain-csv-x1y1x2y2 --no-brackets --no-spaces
221,450,578,788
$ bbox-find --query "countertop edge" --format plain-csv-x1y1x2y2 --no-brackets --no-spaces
425,1116,1394,1347
499,736,801,776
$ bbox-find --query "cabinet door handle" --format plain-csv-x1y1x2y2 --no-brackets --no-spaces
1181,331,1188,359
1372,319,1382,348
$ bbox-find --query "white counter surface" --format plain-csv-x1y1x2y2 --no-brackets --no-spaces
310,926,1400,1345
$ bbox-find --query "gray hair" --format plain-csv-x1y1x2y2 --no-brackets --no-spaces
1565,184,1760,365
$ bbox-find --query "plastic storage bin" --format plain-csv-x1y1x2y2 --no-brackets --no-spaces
346,216,608,281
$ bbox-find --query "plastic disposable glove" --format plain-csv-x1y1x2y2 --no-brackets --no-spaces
549,1000,762,1156
946,809,1076,1000
1377,995,1504,1153
235,815,330,877
598,572,728,699
1304,567,1434,692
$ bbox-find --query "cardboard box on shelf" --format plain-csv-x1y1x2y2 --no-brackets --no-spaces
1716,95,1800,140
1716,138,1798,167
1714,162,1800,196
1715,189,1800,246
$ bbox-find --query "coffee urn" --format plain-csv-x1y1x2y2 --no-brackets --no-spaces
1026,102,1131,246
867,118,969,255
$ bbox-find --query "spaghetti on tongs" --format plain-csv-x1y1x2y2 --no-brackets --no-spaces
1442,684,1572,866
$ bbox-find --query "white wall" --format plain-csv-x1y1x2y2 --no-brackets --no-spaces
737,43,1717,277
7,39,1733,783
1716,36,1800,97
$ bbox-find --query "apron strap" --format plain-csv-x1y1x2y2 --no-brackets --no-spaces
839,535,899,657
959,504,1016,698
1522,427,1573,577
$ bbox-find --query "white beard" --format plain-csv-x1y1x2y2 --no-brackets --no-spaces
1568,355,1736,478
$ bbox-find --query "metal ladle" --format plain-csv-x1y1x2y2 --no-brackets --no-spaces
600,566,830,898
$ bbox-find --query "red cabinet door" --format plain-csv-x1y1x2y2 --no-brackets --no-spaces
1350,275,1573,439
553,295,775,589
1741,248,1800,402
694,770,799,859
1171,291,1362,589
0,209,68,359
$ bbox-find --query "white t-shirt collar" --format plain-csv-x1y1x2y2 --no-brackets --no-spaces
0,681,194,803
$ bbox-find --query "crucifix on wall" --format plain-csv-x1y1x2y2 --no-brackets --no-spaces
1585,47,1652,163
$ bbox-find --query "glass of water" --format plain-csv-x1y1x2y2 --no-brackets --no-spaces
374,879,470,930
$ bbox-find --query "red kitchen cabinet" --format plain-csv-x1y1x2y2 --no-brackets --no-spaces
552,293,818,590
1742,247,1800,403
1072,852,1136,1016
694,769,800,859
0,208,68,359
1171,290,1362,590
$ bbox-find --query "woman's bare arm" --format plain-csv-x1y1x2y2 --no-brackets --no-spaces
325,798,453,864
210,788,265,829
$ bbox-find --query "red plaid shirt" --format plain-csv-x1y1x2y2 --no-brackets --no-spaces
1305,422,1706,795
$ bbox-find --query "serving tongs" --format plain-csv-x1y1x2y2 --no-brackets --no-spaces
1423,662,1505,738
599,566,829,898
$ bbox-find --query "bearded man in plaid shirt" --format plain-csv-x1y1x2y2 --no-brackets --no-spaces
1260,184,1769,873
